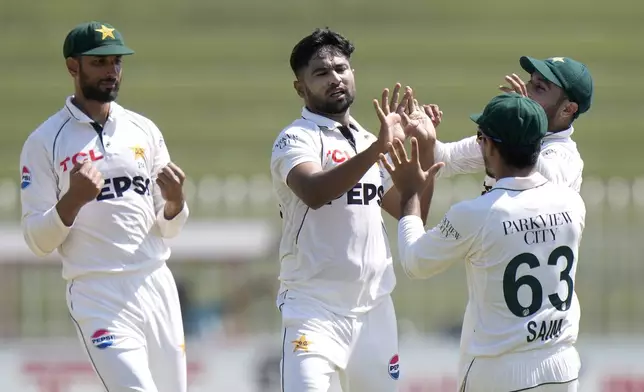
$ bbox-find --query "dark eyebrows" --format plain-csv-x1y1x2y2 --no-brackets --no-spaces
310,65,330,74
311,62,348,74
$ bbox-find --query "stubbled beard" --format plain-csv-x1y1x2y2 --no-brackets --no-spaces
306,87,354,114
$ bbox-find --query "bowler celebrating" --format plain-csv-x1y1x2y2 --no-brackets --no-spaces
270,27,435,392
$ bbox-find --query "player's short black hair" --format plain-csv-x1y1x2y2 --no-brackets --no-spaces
493,141,541,169
289,28,355,76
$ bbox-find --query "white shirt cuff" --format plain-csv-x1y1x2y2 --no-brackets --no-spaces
156,201,189,238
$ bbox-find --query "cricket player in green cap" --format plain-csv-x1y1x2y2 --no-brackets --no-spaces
382,92,586,392
423,56,593,195
19,21,189,392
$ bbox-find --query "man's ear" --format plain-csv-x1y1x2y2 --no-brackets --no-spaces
293,80,305,99
561,101,579,121
66,57,79,77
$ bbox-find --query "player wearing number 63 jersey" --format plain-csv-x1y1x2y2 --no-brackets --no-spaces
387,93,586,392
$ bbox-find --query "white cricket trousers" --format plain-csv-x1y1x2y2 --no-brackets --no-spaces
66,262,186,392
459,345,580,392
279,291,399,392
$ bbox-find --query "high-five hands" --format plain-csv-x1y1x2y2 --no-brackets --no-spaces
379,137,444,199
372,83,407,152
373,83,443,152
397,87,438,144
373,84,406,153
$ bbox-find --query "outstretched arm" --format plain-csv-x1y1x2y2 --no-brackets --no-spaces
434,136,485,178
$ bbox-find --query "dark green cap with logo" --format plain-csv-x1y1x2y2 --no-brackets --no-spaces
470,93,548,146
63,21,134,58
519,56,593,115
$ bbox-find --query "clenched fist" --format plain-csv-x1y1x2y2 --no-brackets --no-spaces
156,162,186,204
68,161,104,205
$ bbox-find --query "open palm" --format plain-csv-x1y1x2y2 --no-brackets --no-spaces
379,83,407,141
373,99,403,151
400,87,436,143
379,137,445,198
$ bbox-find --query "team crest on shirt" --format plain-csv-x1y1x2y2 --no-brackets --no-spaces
130,145,145,160
388,354,400,380
130,145,146,168
20,166,31,189
91,328,116,349
292,334,311,352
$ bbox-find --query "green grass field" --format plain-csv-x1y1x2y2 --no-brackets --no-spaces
1,0,642,183
1,0,643,337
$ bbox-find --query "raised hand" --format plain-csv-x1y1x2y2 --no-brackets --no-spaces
373,96,403,153
499,73,528,97
379,137,444,198
423,104,443,128
397,87,437,144
379,83,407,142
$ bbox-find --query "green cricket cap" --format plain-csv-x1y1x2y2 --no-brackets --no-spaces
470,93,548,146
63,21,134,58
519,56,593,115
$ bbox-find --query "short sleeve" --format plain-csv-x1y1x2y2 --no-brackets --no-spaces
270,128,320,184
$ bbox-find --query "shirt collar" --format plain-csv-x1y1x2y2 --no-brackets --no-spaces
492,172,549,191
543,125,574,144
301,107,362,132
64,96,124,124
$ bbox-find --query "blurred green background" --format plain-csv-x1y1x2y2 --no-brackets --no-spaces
1,0,641,183
0,0,642,340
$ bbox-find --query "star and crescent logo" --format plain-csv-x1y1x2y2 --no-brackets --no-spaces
292,334,311,352
131,145,145,160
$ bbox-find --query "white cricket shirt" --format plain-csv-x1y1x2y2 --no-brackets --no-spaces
270,108,395,315
20,96,189,280
435,126,584,192
398,173,585,358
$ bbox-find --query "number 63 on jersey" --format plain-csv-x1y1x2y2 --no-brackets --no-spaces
502,245,577,344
